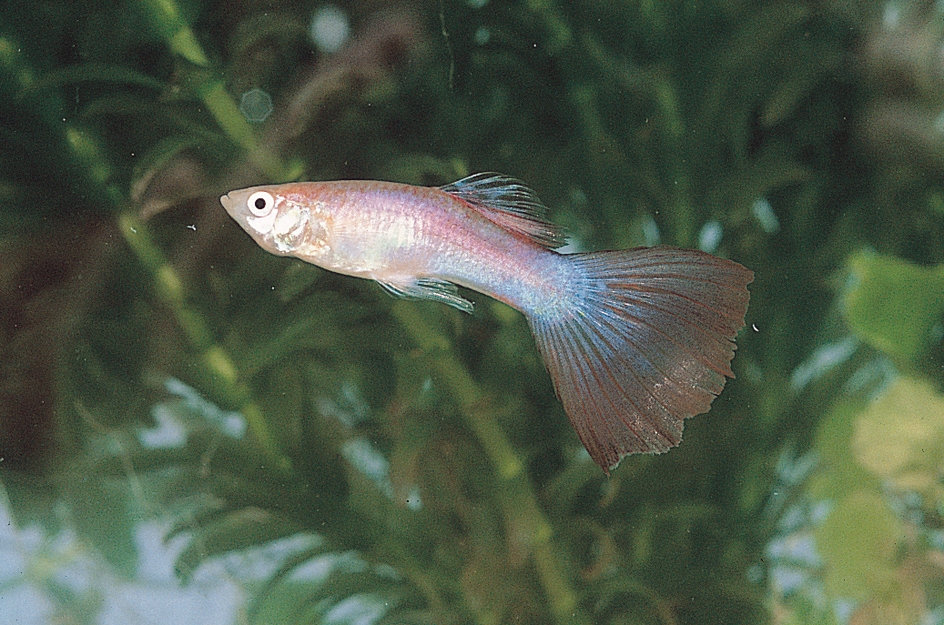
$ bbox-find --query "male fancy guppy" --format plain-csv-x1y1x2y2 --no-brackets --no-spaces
220,173,752,472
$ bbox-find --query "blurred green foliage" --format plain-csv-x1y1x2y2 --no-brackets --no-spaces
1,0,944,624
843,250,944,361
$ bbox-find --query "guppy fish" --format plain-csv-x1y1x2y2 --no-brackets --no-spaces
220,173,752,472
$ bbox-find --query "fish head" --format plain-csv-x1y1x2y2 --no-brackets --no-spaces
220,184,331,260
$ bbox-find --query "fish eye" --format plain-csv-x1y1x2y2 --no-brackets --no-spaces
247,191,275,217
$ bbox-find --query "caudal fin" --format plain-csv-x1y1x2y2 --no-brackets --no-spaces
527,247,752,472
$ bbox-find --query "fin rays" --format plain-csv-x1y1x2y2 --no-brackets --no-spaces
589,288,738,378
527,247,752,471
440,173,568,249
376,276,474,313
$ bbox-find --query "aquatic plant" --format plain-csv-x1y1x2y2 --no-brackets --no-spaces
1,0,943,623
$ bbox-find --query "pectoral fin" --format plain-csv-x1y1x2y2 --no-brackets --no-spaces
376,277,474,313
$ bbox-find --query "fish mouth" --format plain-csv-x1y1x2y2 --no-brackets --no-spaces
219,194,232,210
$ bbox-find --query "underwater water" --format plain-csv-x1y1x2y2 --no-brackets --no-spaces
1,0,943,623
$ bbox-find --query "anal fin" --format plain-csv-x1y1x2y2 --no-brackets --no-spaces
376,277,474,314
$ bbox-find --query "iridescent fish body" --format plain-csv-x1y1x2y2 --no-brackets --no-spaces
220,174,752,472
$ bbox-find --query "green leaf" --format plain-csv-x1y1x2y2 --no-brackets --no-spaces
842,250,944,360
130,134,206,204
63,470,137,576
854,376,944,496
174,508,302,582
248,543,329,622
28,62,167,95
761,47,843,127
808,398,879,501
815,489,903,600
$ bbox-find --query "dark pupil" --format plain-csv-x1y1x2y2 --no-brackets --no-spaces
254,197,267,210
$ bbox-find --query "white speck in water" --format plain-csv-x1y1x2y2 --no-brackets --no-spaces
310,5,350,53
239,88,273,123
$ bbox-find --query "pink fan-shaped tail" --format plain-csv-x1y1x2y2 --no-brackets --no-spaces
527,247,753,472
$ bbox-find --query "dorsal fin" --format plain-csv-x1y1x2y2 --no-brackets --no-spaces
440,173,568,249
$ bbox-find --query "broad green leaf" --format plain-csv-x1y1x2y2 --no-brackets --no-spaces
808,398,878,501
854,376,944,495
815,489,903,601
842,250,944,360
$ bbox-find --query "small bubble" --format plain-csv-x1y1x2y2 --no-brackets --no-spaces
239,88,273,122
310,5,350,53
474,26,490,46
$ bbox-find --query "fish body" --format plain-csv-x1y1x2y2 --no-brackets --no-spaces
221,173,753,472
223,178,575,316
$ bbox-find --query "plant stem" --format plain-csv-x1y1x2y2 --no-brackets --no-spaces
390,301,591,625
651,73,696,247
134,0,291,181
115,209,291,475
128,0,301,472
81,131,293,477
0,34,293,478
